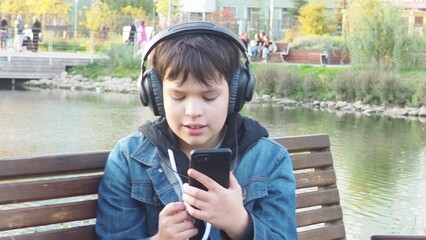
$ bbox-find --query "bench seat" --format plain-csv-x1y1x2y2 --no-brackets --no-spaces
0,134,346,240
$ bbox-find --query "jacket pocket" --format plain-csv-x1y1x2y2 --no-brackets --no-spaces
131,180,163,207
240,177,268,203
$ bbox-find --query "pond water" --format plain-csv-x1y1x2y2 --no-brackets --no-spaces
1,86,425,239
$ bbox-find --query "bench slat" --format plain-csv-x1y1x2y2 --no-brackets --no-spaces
296,188,340,209
274,134,330,153
295,170,337,189
296,205,343,227
0,175,102,204
371,235,426,240
0,151,109,179
291,151,333,170
0,134,346,239
0,200,97,231
0,225,96,240
298,224,346,240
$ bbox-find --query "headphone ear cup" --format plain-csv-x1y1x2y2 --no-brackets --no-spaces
229,65,255,113
138,69,165,116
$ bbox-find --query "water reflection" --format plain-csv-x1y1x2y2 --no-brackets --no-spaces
1,88,425,239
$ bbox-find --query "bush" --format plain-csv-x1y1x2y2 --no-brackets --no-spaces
376,73,413,106
332,71,357,101
253,65,280,96
289,35,346,51
277,70,302,98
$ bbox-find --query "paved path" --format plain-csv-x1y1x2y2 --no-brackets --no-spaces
0,49,106,80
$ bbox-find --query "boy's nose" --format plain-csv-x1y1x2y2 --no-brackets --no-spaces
185,99,203,117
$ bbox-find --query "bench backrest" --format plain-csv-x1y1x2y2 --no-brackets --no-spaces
0,134,345,240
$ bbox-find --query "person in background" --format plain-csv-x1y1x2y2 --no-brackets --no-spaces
96,21,297,240
135,20,147,57
258,35,273,62
14,15,23,52
249,33,262,61
127,18,138,44
239,32,249,49
0,16,8,50
32,16,41,52
22,24,33,51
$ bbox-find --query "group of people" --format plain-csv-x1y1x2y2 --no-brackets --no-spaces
247,32,275,62
0,15,41,52
127,18,147,58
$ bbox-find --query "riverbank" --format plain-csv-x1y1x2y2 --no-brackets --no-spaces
21,72,426,123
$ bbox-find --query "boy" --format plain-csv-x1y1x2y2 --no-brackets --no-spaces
96,21,297,240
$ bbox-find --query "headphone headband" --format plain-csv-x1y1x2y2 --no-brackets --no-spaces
141,21,249,68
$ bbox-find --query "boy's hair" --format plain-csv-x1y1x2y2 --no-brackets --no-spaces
150,33,241,86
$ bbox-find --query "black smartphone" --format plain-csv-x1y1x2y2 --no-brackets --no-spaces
189,148,232,191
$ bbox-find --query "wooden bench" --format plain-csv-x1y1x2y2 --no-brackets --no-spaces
0,134,346,240
268,42,290,63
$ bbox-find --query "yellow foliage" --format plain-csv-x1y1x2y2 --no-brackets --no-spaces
121,6,146,20
153,0,182,16
1,0,30,14
82,0,111,31
0,0,70,15
297,1,333,36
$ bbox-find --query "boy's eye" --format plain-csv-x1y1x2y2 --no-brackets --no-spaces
203,93,218,101
170,93,185,100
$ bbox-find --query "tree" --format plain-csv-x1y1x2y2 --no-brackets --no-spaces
0,0,70,15
288,0,307,19
332,0,349,34
154,0,182,27
298,2,334,36
100,0,154,16
346,0,425,70
82,0,112,31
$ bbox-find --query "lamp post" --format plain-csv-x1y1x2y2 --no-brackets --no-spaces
270,0,274,40
168,0,172,26
74,0,79,39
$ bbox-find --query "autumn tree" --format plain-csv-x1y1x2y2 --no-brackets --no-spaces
210,6,236,26
121,6,147,22
81,0,112,32
347,0,425,70
288,0,307,19
100,0,154,16
154,0,182,27
297,2,334,36
0,0,70,25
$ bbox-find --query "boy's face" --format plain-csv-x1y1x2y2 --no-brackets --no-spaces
163,73,229,153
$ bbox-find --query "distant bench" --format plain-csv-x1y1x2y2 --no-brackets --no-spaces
0,134,346,240
268,42,290,63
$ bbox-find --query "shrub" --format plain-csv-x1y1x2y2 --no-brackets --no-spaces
253,65,279,96
376,73,413,106
356,71,380,104
277,70,302,98
332,71,357,101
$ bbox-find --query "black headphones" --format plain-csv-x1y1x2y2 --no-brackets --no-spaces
136,21,256,116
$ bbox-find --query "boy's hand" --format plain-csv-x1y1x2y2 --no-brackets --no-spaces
182,170,250,239
152,202,198,240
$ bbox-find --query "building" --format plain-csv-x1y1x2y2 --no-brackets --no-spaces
391,0,426,34
179,0,339,40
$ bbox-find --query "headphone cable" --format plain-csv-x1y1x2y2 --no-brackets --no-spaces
168,149,211,240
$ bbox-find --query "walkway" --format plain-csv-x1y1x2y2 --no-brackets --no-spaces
0,49,106,80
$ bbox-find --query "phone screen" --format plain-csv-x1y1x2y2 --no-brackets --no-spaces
189,148,232,191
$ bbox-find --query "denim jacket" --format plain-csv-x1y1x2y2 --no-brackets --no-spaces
96,131,297,240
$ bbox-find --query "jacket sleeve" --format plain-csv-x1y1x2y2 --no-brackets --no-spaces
95,142,151,240
250,148,298,240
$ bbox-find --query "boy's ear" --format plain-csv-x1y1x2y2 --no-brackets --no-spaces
137,69,164,116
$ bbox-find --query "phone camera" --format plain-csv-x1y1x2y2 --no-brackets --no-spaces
195,155,208,163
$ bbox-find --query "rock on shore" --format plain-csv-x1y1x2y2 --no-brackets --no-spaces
22,73,426,123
